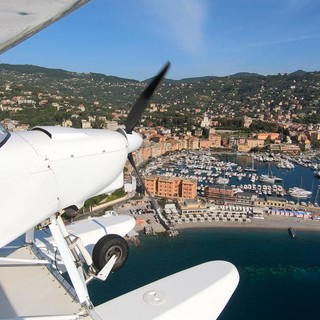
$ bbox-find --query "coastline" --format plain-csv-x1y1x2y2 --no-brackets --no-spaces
133,213,320,235
170,215,320,232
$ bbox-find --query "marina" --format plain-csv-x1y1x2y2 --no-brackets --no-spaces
142,150,320,205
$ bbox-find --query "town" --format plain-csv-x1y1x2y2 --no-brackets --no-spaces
2,63,320,227
1,64,320,154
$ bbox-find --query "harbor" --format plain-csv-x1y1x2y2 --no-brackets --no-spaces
118,149,320,233
142,150,320,205
107,150,320,237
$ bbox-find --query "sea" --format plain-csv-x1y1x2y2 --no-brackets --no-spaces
88,155,320,319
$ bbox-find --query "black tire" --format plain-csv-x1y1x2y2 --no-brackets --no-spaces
92,234,129,272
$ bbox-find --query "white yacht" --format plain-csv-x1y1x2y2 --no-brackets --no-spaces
259,174,283,184
288,187,312,198
216,176,230,185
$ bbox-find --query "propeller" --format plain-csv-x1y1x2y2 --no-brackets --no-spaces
125,62,170,226
128,152,167,228
124,62,170,134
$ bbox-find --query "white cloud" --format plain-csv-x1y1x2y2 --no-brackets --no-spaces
142,0,207,54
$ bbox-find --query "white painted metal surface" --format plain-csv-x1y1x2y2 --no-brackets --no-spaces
0,132,59,248
95,260,239,320
0,239,86,318
49,216,90,305
65,215,136,252
0,127,142,248
0,0,90,54
35,214,136,260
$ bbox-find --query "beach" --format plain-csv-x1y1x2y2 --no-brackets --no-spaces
172,214,320,231
131,212,320,234
115,199,320,234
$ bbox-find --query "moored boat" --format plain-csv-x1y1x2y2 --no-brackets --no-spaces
259,174,283,184
288,187,312,198
216,176,229,185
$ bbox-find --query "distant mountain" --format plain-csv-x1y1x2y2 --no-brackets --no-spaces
0,63,74,78
229,72,264,78
2,63,312,84
0,64,137,84
290,70,307,76
142,76,218,85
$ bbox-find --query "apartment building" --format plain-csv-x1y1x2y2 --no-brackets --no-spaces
204,185,236,204
144,176,197,199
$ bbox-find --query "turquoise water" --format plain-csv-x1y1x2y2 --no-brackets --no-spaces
89,228,320,319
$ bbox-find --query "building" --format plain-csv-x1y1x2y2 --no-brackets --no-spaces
242,116,252,128
157,176,181,198
181,179,198,199
257,132,280,141
208,132,222,148
235,192,258,206
105,120,119,130
204,185,236,204
188,137,199,150
144,176,157,195
81,120,91,129
237,139,264,152
254,196,287,208
268,143,300,154
200,112,211,128
199,139,211,149
144,176,197,200
62,119,72,127
310,131,320,144
178,199,208,215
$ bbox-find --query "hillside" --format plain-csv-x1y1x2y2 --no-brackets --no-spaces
1,63,320,128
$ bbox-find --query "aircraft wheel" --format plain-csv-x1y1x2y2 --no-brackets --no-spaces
92,234,129,272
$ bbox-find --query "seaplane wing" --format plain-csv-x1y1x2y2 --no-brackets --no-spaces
0,0,90,54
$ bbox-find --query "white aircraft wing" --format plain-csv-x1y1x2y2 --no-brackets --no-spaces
0,0,90,54
95,260,239,320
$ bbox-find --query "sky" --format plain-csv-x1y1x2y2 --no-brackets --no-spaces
1,0,320,81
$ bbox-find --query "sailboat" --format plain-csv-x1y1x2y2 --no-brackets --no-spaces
259,163,282,184
288,176,312,199
244,157,257,172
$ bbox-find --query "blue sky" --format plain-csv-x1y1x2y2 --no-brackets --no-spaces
1,0,320,81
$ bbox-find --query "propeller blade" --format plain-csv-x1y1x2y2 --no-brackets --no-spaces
127,153,146,192
124,62,170,134
127,153,161,214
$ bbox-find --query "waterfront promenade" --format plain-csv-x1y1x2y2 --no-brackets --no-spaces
114,197,320,234
171,214,320,232
128,210,320,234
